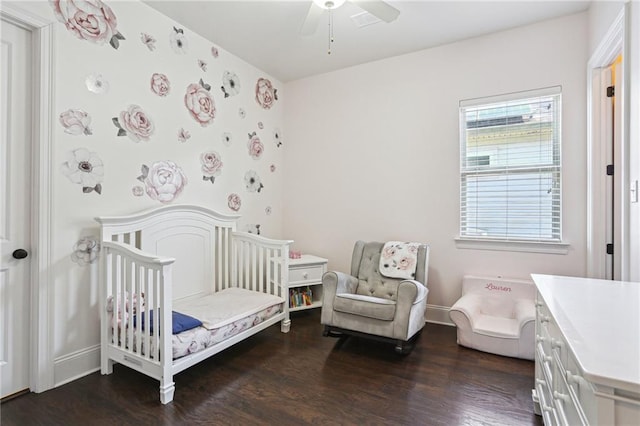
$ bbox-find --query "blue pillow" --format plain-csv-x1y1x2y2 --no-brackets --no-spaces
134,310,202,334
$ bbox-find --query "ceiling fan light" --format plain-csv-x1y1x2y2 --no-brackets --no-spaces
312,0,347,10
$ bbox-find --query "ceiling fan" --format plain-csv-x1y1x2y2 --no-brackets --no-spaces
300,0,401,36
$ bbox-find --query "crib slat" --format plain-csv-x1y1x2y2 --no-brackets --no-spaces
258,246,264,293
153,268,160,361
251,243,257,291
143,265,151,361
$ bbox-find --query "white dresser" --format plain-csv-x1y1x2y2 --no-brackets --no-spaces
531,274,640,425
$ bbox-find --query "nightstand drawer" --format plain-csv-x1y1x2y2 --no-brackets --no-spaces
290,265,324,285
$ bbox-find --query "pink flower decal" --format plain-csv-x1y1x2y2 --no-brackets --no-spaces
255,78,278,110
247,132,264,160
382,246,398,259
397,256,416,271
184,79,216,127
138,161,187,204
50,0,125,49
201,151,223,184
113,105,155,142
59,109,92,135
150,73,170,97
228,193,241,212
177,128,191,143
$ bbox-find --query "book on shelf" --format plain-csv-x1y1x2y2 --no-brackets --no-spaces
289,286,314,308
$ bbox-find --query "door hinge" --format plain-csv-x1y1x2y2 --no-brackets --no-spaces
606,164,614,176
607,86,615,97
606,243,614,255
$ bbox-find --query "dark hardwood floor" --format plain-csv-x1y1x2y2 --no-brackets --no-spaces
2,310,542,426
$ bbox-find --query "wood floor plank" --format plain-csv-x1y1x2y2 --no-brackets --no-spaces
1,310,542,426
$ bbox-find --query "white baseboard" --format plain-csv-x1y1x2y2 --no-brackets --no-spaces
426,304,455,326
53,344,100,387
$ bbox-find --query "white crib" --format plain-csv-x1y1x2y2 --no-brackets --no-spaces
95,204,292,404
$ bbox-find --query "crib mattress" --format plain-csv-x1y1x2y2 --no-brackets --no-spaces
170,288,285,359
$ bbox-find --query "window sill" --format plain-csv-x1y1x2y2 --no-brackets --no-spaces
454,237,569,255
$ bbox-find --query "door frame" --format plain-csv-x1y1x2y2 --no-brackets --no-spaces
587,6,630,280
0,3,54,393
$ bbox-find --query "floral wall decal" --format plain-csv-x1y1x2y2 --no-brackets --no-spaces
247,132,264,160
150,73,170,97
61,148,104,194
140,32,156,51
255,78,278,109
170,26,188,54
70,236,101,265
265,206,272,215
257,121,264,130
228,193,241,211
59,109,92,135
270,164,276,173
273,128,283,147
201,151,223,183
221,71,240,98
246,224,261,235
113,105,155,142
184,79,216,126
198,59,207,72
211,46,219,58
85,73,109,94
238,108,246,119
244,170,264,193
177,128,191,143
50,0,125,49
132,186,144,197
221,132,233,146
138,160,187,203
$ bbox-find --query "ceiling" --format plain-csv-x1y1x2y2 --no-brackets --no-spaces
144,1,591,82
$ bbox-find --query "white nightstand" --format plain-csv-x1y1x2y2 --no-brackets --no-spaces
287,254,328,311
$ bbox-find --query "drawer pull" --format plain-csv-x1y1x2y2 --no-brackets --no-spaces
536,378,546,386
536,301,544,307
540,315,551,323
544,355,553,363
554,391,570,403
566,370,582,386
536,335,546,343
551,339,563,349
542,404,553,412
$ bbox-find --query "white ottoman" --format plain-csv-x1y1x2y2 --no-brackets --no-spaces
448,275,535,360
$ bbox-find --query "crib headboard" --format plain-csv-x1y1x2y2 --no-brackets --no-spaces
96,204,239,300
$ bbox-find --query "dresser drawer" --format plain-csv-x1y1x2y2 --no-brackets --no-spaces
289,264,325,285
565,350,596,422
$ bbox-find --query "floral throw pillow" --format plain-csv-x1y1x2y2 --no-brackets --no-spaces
379,241,420,280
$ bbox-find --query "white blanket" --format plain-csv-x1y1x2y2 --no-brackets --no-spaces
173,287,284,330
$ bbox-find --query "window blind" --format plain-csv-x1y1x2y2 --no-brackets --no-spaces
459,87,561,242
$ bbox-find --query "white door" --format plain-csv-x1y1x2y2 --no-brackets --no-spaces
1,18,32,399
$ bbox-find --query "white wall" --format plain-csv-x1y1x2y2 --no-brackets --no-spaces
283,12,589,318
8,0,285,386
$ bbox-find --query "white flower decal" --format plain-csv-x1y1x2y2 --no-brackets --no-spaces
211,46,219,58
221,132,233,146
113,105,155,142
50,0,125,49
170,26,188,54
257,121,264,130
85,73,109,94
239,108,246,119
150,73,170,97
245,170,264,193
201,151,223,184
270,164,276,173
59,109,92,135
71,236,100,265
132,186,144,197
255,78,278,109
140,32,156,51
137,161,187,204
246,224,261,235
265,206,272,215
198,59,207,71
247,132,264,160
61,147,104,194
184,79,216,127
177,128,191,143
228,193,241,211
221,71,241,98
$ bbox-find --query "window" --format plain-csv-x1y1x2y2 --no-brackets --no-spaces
459,87,561,243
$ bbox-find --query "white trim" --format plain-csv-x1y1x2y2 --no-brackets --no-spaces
425,304,455,327
454,237,570,255
586,7,626,279
459,85,561,108
53,345,100,388
0,3,55,393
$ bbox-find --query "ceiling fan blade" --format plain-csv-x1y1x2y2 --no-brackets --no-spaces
300,2,324,36
350,0,400,23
